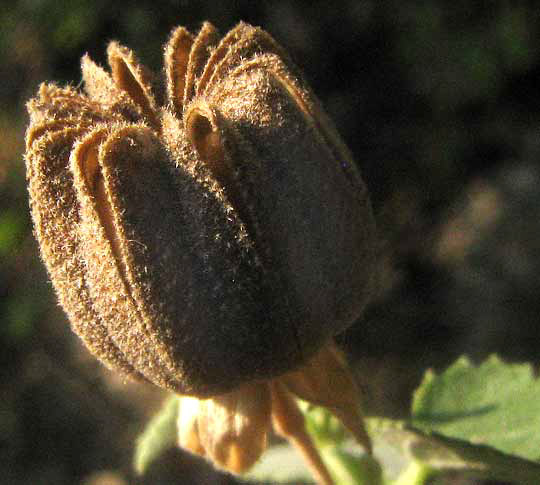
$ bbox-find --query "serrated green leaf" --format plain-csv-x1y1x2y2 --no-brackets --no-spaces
410,429,540,484
324,447,383,485
368,417,540,485
411,355,540,461
134,395,179,475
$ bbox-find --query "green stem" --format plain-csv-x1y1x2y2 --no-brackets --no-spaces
321,447,383,485
393,461,435,485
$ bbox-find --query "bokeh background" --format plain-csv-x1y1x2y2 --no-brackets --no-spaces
2,1,540,484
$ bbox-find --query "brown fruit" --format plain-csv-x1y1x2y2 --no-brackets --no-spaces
25,22,376,397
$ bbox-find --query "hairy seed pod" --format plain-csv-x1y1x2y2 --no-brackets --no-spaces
25,22,376,397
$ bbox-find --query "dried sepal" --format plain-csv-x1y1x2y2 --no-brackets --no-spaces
176,344,368,484
178,395,205,455
281,343,372,453
199,382,271,473
270,381,334,485
178,382,271,473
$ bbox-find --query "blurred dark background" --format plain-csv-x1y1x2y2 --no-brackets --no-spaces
2,1,540,484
